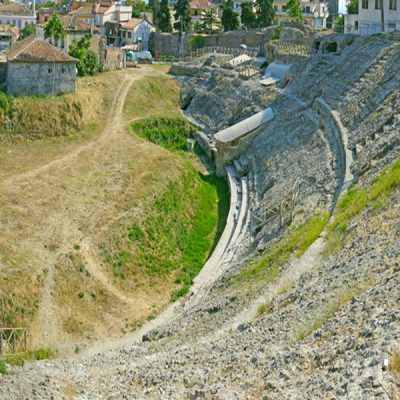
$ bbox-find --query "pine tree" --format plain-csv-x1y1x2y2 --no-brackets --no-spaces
158,0,172,32
150,0,160,27
221,0,240,31
174,0,191,32
255,0,275,28
240,2,257,29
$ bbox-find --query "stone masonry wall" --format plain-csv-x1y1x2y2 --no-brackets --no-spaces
7,62,76,96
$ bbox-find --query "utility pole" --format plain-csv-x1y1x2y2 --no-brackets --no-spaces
380,0,385,32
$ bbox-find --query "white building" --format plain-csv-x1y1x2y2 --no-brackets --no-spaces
274,0,329,29
347,0,400,35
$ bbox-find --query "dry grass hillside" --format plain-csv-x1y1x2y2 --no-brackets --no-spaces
0,66,225,355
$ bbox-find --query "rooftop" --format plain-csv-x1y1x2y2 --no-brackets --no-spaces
7,36,77,63
59,14,99,32
0,2,31,15
120,17,153,30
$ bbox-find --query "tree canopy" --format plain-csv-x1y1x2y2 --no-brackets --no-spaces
255,0,275,28
347,0,359,14
158,0,172,32
19,23,36,40
149,0,160,27
126,0,149,18
44,14,66,44
287,0,303,24
201,9,221,33
240,2,257,29
174,0,191,32
221,0,240,31
68,34,99,77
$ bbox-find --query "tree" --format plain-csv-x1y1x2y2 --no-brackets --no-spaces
240,2,257,29
346,0,358,14
202,9,221,33
126,0,149,17
174,0,191,32
255,0,275,27
158,0,172,32
19,23,36,40
68,34,99,76
221,0,240,31
287,0,302,24
44,14,66,45
150,0,160,27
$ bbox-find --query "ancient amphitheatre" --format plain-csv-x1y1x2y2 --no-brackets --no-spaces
0,28,399,400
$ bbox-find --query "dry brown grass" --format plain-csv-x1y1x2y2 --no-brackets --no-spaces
0,67,197,354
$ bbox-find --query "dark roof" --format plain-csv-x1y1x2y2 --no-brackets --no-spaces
7,37,77,63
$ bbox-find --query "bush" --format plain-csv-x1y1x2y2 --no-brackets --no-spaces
257,303,267,314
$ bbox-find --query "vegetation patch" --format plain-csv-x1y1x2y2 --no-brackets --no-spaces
4,348,56,366
131,117,197,151
103,163,229,300
0,358,6,374
237,212,329,285
326,158,400,254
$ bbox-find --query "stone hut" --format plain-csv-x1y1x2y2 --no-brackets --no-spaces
6,36,77,96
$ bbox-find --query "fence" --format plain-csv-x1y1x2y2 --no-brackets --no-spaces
272,41,313,57
155,45,259,64
0,328,27,355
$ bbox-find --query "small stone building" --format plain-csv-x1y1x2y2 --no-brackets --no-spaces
6,37,77,96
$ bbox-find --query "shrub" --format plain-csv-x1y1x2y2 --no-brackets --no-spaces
78,291,84,298
257,303,267,314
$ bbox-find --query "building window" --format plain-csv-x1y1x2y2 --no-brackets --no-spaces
375,0,382,9
273,5,278,11
388,22,396,29
48,68,52,74
355,20,359,30
62,67,66,73
362,0,368,8
389,0,397,9
282,5,287,12
128,32,132,38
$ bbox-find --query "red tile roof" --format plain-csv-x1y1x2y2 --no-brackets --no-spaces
189,0,214,9
59,14,99,32
0,2,31,15
7,37,77,63
120,18,151,30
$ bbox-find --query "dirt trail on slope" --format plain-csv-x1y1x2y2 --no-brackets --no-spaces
0,67,182,353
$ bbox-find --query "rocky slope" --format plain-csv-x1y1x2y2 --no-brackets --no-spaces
0,35,399,399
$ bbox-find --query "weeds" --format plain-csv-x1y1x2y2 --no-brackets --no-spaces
4,348,55,366
326,158,400,254
390,349,400,376
257,304,268,315
296,280,372,340
237,212,329,285
0,359,6,374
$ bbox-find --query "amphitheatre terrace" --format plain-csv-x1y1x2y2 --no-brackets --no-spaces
0,26,399,400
